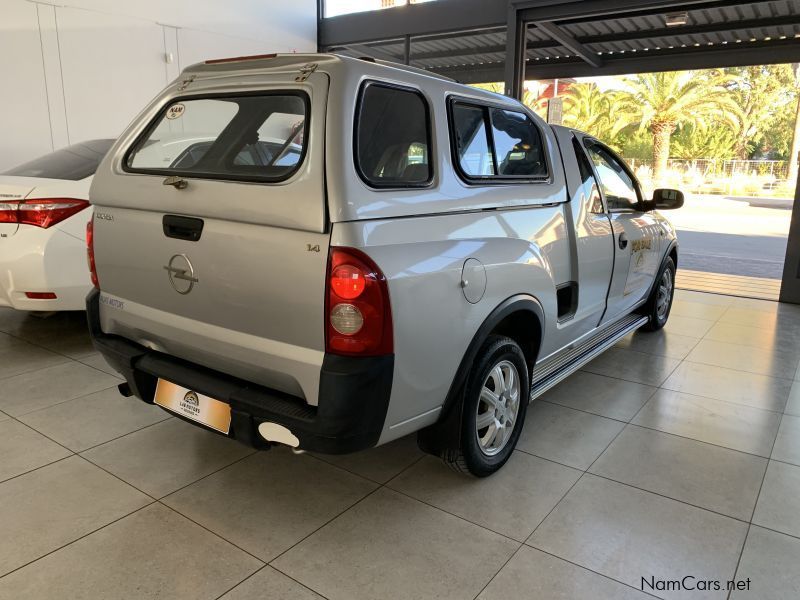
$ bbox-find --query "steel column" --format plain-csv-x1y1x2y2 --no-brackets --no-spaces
780,173,800,304
503,4,525,99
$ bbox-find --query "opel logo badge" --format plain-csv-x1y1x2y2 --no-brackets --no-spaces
164,254,198,294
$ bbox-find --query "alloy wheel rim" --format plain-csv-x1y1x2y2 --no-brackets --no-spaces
476,360,521,456
656,268,673,320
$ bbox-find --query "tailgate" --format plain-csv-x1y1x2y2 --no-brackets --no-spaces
90,72,329,403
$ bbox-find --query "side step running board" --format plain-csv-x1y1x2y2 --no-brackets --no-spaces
530,314,649,401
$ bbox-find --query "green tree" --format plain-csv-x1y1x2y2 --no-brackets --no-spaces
723,65,797,159
561,82,634,149
617,71,742,183
670,122,738,160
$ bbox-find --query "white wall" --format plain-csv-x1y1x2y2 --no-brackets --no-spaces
0,0,317,170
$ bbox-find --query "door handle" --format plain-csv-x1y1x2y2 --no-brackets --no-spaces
618,233,628,250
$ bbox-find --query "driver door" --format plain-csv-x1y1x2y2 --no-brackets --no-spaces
582,140,661,323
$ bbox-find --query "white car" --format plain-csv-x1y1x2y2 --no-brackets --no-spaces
0,140,114,311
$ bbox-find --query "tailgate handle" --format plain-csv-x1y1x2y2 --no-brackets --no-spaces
163,215,204,242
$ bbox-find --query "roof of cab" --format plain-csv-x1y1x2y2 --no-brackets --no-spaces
181,52,514,107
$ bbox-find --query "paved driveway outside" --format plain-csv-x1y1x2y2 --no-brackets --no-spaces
668,194,791,279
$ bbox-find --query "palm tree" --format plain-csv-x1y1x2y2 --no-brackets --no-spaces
561,82,635,149
618,71,742,183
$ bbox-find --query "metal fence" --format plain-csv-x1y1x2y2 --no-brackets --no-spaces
624,158,797,198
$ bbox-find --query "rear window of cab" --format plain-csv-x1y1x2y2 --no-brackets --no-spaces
124,92,309,183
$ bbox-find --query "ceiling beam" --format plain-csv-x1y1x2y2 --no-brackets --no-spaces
339,44,402,63
430,37,800,82
534,21,603,67
517,0,753,24
333,14,800,67
319,0,506,47
522,38,800,78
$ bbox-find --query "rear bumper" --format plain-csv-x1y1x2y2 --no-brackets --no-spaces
0,224,91,311
86,289,393,454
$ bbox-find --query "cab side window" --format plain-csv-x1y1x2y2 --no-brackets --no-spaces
450,100,548,181
355,82,432,187
584,142,639,210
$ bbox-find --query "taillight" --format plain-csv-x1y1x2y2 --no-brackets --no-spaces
0,198,89,228
325,247,393,356
86,218,99,288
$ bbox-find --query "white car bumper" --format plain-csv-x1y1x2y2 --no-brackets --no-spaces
0,221,92,311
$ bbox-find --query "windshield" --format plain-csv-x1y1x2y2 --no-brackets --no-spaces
3,139,114,180
125,94,308,183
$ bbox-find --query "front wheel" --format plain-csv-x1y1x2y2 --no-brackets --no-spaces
444,335,529,477
641,257,675,331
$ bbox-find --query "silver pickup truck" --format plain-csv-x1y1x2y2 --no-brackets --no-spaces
86,53,681,476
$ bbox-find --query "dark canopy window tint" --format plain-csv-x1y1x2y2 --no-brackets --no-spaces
356,83,431,187
3,139,114,180
450,101,547,181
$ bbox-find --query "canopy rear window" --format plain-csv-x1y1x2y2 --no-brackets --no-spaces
125,92,308,183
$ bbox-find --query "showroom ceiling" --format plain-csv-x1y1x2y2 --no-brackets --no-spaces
321,0,800,83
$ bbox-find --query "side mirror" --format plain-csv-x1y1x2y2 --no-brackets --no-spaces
648,188,684,210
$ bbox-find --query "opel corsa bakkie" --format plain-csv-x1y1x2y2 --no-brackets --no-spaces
87,54,682,476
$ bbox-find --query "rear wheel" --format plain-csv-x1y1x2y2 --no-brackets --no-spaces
641,257,675,331
443,335,529,477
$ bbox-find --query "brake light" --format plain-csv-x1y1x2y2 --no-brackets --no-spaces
205,53,277,64
325,247,393,356
0,198,89,228
0,201,20,224
86,218,99,288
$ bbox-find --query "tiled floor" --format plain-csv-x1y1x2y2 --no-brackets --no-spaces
1,291,799,599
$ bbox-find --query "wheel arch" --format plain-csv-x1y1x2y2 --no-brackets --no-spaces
417,294,544,457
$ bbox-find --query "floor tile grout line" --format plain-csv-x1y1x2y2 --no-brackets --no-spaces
66,414,174,454
153,449,258,501
0,325,101,370
513,447,590,472
384,485,525,544
71,416,174,457
212,564,333,600
0,355,74,383
680,354,798,382
520,544,666,600
267,452,428,572
0,499,159,583
75,452,162,502
0,453,74,488
469,542,525,600
5,382,122,419
724,407,784,600
532,396,632,425
623,421,774,462
653,380,789,416
584,470,757,526
17,402,172,455
8,414,76,455
267,486,385,568
155,500,267,565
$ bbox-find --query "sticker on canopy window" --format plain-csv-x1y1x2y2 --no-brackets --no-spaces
166,103,185,119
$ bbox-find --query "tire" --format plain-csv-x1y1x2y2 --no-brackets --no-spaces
641,257,675,331
442,335,530,477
